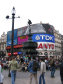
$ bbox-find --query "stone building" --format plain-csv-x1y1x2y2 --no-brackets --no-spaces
54,29,62,59
61,35,63,58
2,23,62,59
0,32,7,57
6,23,55,58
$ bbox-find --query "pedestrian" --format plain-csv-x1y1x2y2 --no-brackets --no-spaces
60,59,63,84
28,56,39,84
50,57,55,78
9,56,18,84
0,61,4,84
39,58,46,84
8,58,12,77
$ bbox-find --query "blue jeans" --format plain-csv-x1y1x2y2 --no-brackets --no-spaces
11,70,16,84
39,73,45,84
51,67,55,77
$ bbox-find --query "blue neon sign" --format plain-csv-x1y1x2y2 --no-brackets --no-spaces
32,34,55,43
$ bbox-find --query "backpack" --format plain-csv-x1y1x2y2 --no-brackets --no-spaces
32,60,38,71
50,60,55,67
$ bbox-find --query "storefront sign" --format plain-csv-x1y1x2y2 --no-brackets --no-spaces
6,45,23,49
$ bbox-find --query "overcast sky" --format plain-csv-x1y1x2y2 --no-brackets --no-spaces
0,0,63,36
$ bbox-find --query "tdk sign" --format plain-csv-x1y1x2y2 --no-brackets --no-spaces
32,34,55,43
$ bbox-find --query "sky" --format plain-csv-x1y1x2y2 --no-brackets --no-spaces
0,0,63,36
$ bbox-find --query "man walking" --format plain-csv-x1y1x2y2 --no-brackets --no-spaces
28,56,39,84
50,57,55,77
39,58,46,84
9,57,18,84
60,59,63,84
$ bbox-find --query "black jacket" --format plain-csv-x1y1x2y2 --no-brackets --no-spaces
60,61,63,76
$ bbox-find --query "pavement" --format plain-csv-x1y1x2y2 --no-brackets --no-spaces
3,70,61,84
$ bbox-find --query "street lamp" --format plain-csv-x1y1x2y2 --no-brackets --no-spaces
6,7,20,57
6,7,20,77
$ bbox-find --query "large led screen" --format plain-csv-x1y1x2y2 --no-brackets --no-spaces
36,42,55,51
18,35,28,44
17,23,54,36
32,34,55,43
7,29,17,46
17,26,27,36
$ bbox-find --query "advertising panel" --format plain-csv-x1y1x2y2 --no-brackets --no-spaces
17,23,54,36
36,42,55,51
42,24,54,35
17,33,55,45
18,35,28,44
17,26,27,36
7,29,17,46
32,34,55,43
24,24,46,34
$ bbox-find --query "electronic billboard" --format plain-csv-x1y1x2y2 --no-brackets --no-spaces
18,35,28,45
17,23,54,36
7,29,17,46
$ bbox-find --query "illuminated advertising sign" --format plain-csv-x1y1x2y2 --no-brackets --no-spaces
17,34,55,45
18,35,28,44
17,23,54,36
7,29,17,46
42,24,54,35
32,34,55,43
17,26,27,36
36,42,55,50
18,52,22,54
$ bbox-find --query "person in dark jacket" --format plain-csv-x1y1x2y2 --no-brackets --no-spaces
50,57,55,77
28,56,39,84
60,60,63,84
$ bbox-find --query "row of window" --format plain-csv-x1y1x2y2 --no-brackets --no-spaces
0,44,6,50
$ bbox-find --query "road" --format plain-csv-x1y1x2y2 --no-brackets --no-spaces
3,70,61,84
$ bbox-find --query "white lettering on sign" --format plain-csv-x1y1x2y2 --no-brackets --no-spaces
45,35,53,41
35,35,54,41
35,35,40,40
40,35,45,40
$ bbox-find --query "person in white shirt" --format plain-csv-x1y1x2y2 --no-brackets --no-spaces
0,61,4,84
39,58,46,84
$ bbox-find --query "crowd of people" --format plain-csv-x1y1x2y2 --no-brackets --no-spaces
0,55,63,84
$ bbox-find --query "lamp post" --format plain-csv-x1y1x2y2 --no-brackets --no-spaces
6,7,20,57
11,7,15,57
6,7,20,77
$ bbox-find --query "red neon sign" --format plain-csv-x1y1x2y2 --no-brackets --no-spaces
37,43,54,49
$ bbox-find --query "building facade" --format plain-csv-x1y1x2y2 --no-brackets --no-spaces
54,29,62,59
6,23,55,58
0,32,7,57
61,35,63,58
